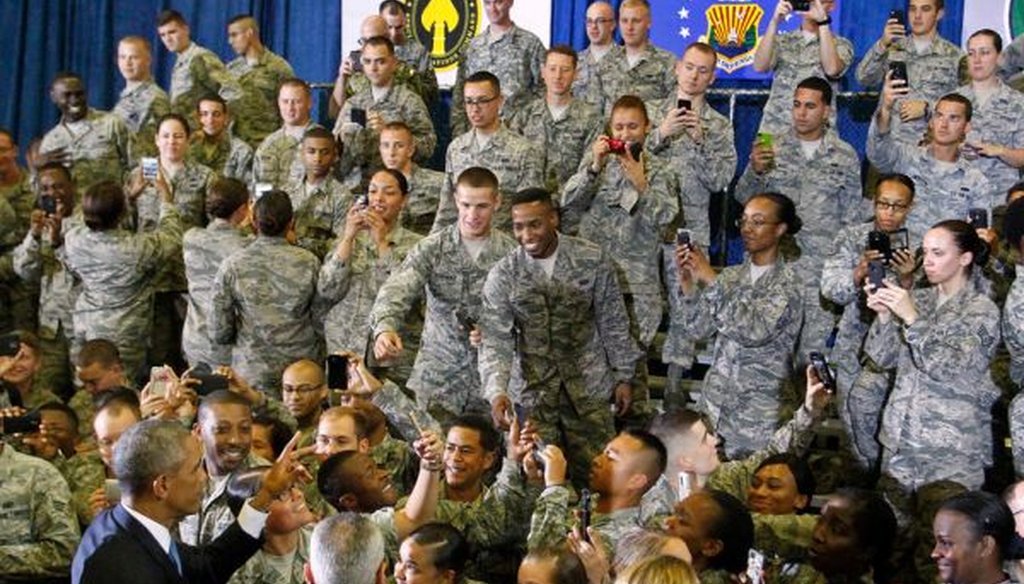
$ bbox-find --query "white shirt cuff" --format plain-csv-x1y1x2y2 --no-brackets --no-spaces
238,500,270,539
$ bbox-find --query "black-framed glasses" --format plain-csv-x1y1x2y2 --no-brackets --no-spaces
875,200,910,212
465,95,498,107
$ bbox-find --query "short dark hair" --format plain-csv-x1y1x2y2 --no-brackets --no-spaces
749,192,803,235
648,408,708,439
968,28,1003,53
227,14,258,33
447,414,501,454
831,488,897,579
279,77,311,98
621,428,668,489
379,0,407,15
610,95,650,124
936,93,974,122
509,188,554,210
95,388,142,421
197,390,252,425
156,9,187,27
406,523,472,576
796,76,833,105
371,168,409,196
755,453,816,510
876,173,916,202
157,112,191,136
704,489,754,574
940,490,1023,560
546,45,578,68
382,120,413,136
363,35,395,55
302,126,337,146
38,401,79,435
523,547,589,584
465,71,501,95
83,181,126,231
253,413,293,459
50,71,81,90
684,41,718,65
37,161,73,183
196,93,228,113
318,450,364,511
455,166,499,193
76,338,122,368
254,190,293,236
206,177,250,219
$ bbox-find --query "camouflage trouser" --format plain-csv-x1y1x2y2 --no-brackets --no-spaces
620,293,659,429
795,285,840,370
36,324,78,401
839,365,892,473
531,383,616,491
150,291,187,373
879,475,967,584
421,384,490,431
4,279,39,334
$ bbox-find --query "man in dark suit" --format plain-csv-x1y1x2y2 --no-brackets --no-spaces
72,418,304,584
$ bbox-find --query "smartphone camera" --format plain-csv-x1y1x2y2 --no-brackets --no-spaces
2,411,41,435
188,363,229,396
326,354,349,391
351,108,367,127
349,49,364,73
790,0,811,11
867,260,886,292
0,333,21,358
676,228,692,249
677,98,692,112
808,351,836,393
141,157,159,181
888,9,905,26
39,196,57,215
889,61,909,85
968,208,989,229
867,230,892,263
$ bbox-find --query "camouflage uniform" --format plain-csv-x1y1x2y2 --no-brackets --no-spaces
675,259,804,459
856,36,963,145
955,79,1024,194
864,284,1000,492
646,97,737,366
179,452,270,545
451,24,546,134
188,133,254,182
64,449,107,526
0,174,39,335
394,39,439,104
283,175,352,260
334,84,436,184
479,235,642,483
0,444,80,579
169,42,245,120
401,165,444,236
736,129,868,361
0,174,34,248
594,43,677,114
369,225,516,425
40,109,134,194
999,33,1024,90
319,226,422,375
209,235,320,394
431,127,545,234
61,202,183,377
507,97,604,193
182,219,252,367
371,433,417,499
820,222,898,470
369,379,444,443
1006,276,1024,392
528,487,642,563
227,526,310,584
226,48,295,148
561,150,679,347
252,121,319,190
112,80,171,161
757,30,855,135
12,211,84,393
867,119,996,243
573,45,623,108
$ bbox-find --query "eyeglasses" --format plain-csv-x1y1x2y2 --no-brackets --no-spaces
586,18,614,25
465,95,498,107
283,384,322,395
735,217,779,229
875,200,910,212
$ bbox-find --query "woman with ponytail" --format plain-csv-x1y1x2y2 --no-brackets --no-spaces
932,491,1024,584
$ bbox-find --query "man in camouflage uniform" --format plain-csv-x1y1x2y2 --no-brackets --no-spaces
0,440,80,579
182,177,252,368
380,0,439,105
12,162,81,393
735,77,867,367
284,127,352,260
157,9,244,120
370,168,516,426
0,332,62,410
450,0,546,134
855,0,962,146
868,81,995,243
62,181,182,378
179,391,269,545
646,43,737,398
225,14,295,148
380,121,445,235
528,431,668,564
112,36,170,161
39,73,134,196
956,30,1024,195
593,0,676,115
210,191,320,394
333,36,436,190
573,2,620,107
188,95,254,182
508,46,604,194
479,189,640,485
253,79,320,190
431,72,544,234
0,130,37,335
67,340,133,442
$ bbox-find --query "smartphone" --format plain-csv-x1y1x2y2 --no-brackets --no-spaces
628,141,644,161
888,9,905,26
677,98,692,112
808,351,836,393
326,354,349,390
790,0,811,11
188,364,229,396
676,228,692,249
889,61,908,84
39,196,57,215
889,228,909,253
2,411,41,435
579,489,592,543
968,207,989,229
867,230,892,262
354,194,369,209
141,157,159,181
104,479,122,505
678,471,698,502
351,108,367,127
149,365,174,398
756,132,774,149
349,49,364,73
746,549,766,584
867,260,885,292
0,333,20,358
455,308,477,332
514,403,529,426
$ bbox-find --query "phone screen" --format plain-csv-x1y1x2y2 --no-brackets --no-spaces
326,355,349,390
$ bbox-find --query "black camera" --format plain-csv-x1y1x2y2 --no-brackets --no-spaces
889,61,908,84
867,230,892,262
888,9,905,26
187,363,229,396
2,411,41,435
790,0,811,11
808,351,835,393
39,196,57,215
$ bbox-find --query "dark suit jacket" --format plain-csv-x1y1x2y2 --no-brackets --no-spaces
71,504,262,584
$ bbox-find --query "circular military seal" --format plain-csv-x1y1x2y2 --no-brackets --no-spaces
410,0,480,71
